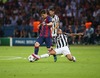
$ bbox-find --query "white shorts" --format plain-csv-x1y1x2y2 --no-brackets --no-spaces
55,46,71,56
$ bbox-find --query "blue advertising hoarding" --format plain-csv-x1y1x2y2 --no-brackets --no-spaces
12,38,45,46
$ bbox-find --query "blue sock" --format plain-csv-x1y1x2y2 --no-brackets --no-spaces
34,47,39,55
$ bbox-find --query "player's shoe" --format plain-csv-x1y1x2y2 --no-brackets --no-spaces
32,54,40,61
72,56,76,62
53,55,57,62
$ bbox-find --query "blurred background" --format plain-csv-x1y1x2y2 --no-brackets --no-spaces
0,0,100,45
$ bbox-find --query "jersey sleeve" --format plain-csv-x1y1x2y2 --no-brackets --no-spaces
47,16,52,23
56,16,60,23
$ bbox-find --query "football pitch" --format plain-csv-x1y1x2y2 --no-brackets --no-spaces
0,45,100,78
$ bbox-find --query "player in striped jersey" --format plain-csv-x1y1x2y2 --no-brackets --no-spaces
48,7,59,38
48,7,60,62
33,29,76,62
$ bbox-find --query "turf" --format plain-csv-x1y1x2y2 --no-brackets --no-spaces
0,45,100,78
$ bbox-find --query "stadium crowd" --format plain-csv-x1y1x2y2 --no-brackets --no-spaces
0,0,100,45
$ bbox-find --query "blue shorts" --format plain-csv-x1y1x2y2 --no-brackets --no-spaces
36,36,52,48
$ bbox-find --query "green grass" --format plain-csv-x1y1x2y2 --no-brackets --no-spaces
0,45,100,78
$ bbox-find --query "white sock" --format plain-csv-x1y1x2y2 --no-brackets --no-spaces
40,54,49,58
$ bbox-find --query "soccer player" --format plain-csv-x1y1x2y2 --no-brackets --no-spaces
28,9,53,60
48,7,60,41
48,7,60,62
33,29,76,62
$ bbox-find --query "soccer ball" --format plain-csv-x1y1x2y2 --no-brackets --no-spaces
28,55,37,62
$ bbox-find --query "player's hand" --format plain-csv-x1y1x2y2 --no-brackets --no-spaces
42,22,46,26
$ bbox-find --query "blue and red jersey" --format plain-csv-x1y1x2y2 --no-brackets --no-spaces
40,16,52,37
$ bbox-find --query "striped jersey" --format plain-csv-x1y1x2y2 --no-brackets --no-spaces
40,16,52,37
51,15,59,37
56,34,68,48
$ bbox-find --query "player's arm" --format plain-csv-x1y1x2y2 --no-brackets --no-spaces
46,22,53,26
46,16,53,26
54,22,59,29
40,21,53,27
53,16,60,30
52,22,59,32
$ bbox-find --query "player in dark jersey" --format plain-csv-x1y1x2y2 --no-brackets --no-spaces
28,9,53,61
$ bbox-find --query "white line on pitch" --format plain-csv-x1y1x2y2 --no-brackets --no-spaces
0,56,27,60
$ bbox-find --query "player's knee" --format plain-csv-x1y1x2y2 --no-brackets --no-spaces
35,42,40,47
48,48,56,55
48,47,53,52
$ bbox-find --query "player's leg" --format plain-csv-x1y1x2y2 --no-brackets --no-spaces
40,48,61,59
62,46,76,62
45,37,57,62
52,36,57,62
28,37,44,62
66,54,76,62
28,42,40,62
34,36,44,55
53,55,57,62
40,48,56,58
34,42,40,55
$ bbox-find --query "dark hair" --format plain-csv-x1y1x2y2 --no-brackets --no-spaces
48,6,55,11
40,9,48,14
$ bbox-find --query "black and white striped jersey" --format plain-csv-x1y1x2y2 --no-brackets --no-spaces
51,15,59,37
56,34,68,48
